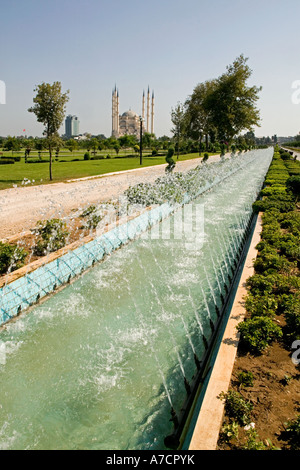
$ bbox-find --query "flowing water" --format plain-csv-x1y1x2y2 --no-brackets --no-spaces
0,150,273,450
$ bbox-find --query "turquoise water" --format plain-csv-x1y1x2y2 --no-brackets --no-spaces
0,150,273,450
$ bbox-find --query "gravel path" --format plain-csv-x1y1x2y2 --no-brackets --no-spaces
0,155,223,239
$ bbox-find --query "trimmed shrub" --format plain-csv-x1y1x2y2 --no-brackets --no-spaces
165,147,176,173
253,247,289,274
33,219,69,256
220,143,226,156
0,242,28,274
279,211,300,233
124,182,158,206
281,294,300,338
273,274,300,295
80,205,97,218
280,152,292,161
237,316,283,354
260,185,287,197
79,205,103,229
286,176,300,200
218,390,253,426
0,158,15,165
246,273,276,295
253,196,295,214
284,415,300,450
277,233,300,260
245,293,278,318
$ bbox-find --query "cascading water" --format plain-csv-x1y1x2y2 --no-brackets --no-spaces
0,149,273,450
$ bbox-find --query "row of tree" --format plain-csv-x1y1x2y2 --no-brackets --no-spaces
170,54,262,159
1,130,262,164
0,133,171,158
1,54,264,180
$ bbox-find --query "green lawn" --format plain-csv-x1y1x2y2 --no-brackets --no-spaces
0,151,216,190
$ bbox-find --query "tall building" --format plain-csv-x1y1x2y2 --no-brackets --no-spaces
111,86,154,138
65,115,80,138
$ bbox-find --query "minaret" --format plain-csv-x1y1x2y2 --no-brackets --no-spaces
112,87,115,137
112,85,119,138
116,88,119,137
146,86,150,133
151,91,154,135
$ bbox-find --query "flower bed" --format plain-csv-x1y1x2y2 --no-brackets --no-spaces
217,148,300,450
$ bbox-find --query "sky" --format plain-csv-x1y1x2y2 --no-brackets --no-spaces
0,0,300,139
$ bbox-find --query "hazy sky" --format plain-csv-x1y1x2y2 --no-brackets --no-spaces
1,0,300,138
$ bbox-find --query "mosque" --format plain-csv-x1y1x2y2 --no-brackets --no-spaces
111,85,154,138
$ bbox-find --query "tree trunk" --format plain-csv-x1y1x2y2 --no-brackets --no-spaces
49,144,52,181
199,134,202,156
205,134,209,151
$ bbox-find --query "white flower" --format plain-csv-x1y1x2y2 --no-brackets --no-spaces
244,422,255,431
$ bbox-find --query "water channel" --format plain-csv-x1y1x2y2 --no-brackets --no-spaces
0,149,273,450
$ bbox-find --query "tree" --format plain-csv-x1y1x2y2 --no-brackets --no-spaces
67,138,78,155
86,139,93,153
118,135,138,154
55,138,64,159
28,82,69,180
34,138,46,161
90,138,99,156
141,132,154,150
4,136,21,155
243,131,256,148
184,80,217,155
104,137,117,152
22,139,32,160
113,143,120,155
170,102,185,160
205,55,261,143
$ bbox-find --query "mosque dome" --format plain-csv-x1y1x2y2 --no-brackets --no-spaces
122,110,139,118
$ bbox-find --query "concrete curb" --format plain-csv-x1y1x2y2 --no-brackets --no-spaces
187,213,262,450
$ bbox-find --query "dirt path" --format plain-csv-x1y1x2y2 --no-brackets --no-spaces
0,155,223,239
282,147,300,160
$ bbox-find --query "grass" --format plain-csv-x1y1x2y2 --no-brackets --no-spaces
0,150,217,190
